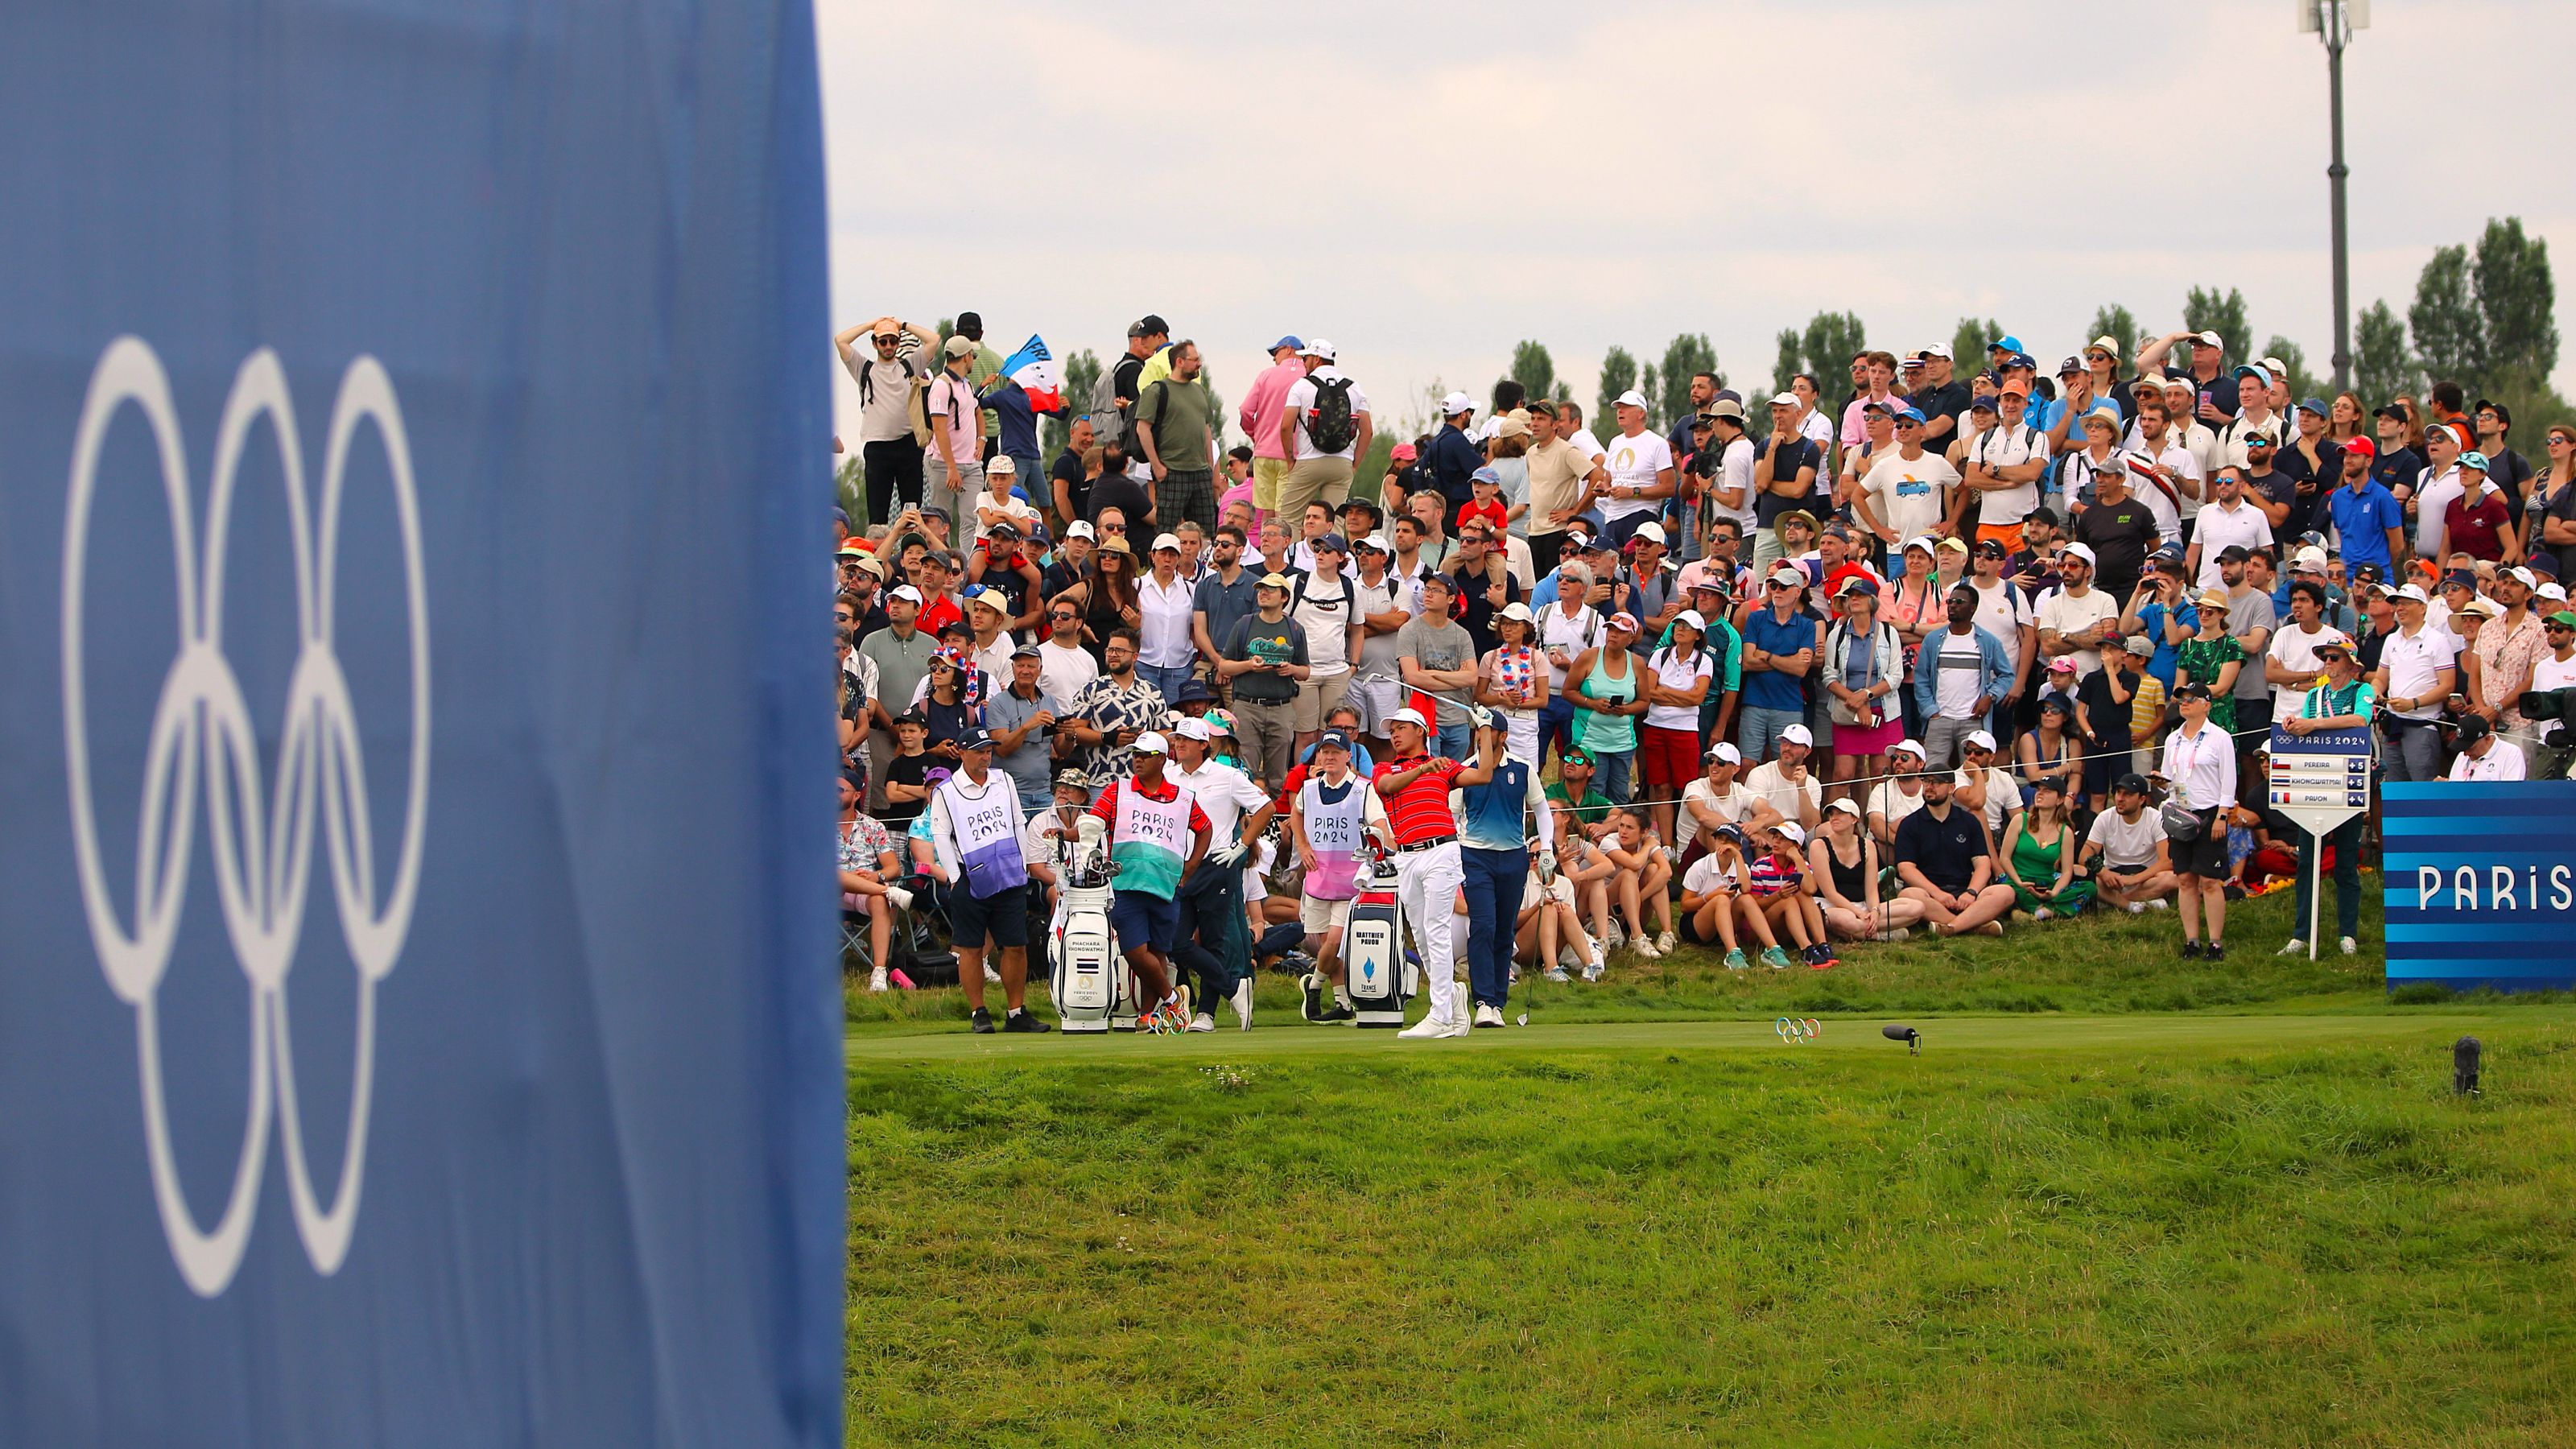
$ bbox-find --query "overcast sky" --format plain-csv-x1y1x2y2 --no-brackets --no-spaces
818,1,2576,445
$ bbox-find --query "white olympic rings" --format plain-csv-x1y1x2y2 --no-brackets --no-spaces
61,336,430,1297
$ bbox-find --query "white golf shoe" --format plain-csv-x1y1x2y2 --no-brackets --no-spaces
1231,978,1253,1030
2340,936,2359,956
1397,1014,1463,1039
1472,1004,1504,1029
1188,1012,1216,1033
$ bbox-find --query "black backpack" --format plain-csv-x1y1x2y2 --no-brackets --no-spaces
1120,377,1173,461
1305,375,1359,454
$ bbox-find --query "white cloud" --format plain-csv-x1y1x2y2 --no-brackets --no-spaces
819,0,2576,449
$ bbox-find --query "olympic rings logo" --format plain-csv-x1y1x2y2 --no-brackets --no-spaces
62,337,430,1297
1775,1017,1821,1045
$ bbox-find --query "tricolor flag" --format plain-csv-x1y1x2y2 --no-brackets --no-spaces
1000,333,1063,414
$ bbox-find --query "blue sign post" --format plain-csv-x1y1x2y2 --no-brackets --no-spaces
0,2,841,1444
2382,782,2576,993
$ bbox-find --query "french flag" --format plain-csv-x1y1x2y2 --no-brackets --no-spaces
1000,334,1063,414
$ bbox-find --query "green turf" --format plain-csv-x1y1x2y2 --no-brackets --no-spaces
844,879,2576,1445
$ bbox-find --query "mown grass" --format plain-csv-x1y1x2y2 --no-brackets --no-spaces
848,1023,2576,1447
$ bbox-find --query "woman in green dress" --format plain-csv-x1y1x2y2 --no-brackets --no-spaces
2173,586,2244,733
2000,777,2094,919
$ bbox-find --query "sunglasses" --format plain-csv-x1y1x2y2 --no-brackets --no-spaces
1101,522,1127,532
1051,611,1079,622
872,335,898,346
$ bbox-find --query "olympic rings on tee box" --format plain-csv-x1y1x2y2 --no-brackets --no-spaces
1775,1017,1822,1045
61,336,431,1296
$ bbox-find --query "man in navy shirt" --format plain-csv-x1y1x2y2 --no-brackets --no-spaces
2326,437,2405,575
1425,393,1486,528
2369,402,2424,498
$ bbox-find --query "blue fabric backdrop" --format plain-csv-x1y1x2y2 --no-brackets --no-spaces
0,2,841,1443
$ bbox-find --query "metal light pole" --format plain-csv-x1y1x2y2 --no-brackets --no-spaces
2303,0,2368,392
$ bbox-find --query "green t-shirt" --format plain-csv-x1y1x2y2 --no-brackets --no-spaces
2174,634,2244,731
1139,377,1217,476
1545,782,1612,832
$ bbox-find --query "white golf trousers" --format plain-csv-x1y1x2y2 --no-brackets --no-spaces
1393,840,1463,1025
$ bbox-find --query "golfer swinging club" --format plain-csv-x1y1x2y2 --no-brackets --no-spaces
1374,707,1471,1039
1087,731,1212,1034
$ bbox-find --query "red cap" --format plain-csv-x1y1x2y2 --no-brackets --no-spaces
2343,436,2376,459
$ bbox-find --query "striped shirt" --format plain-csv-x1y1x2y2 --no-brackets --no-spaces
1373,755,1464,846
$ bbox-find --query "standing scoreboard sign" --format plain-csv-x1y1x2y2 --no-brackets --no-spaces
2269,723,2374,961
2382,782,2576,993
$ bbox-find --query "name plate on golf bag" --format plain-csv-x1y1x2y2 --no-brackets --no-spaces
0,2,841,1444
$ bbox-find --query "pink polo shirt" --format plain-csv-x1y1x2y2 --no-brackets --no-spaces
1239,359,1306,461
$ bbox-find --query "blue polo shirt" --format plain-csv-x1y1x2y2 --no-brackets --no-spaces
1741,605,1814,712
2327,480,2404,571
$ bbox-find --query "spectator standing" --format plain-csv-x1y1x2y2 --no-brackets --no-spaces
1048,416,1096,529
1589,391,1678,547
2071,452,2162,601
1960,392,2050,551
1135,341,1220,535
1740,565,1824,762
1398,574,1482,762
976,368,1042,489
1066,629,1174,787
2468,565,2549,758
1290,535,1364,757
985,646,1059,815
1238,335,1307,525
1216,572,1311,789
2157,683,2236,960
1189,524,1259,690
1034,601,1100,712
1855,407,1960,549
1526,399,1609,566
1912,585,2013,769
1278,341,1373,524
1749,398,1826,575
1425,393,1484,527
836,316,934,525
2371,584,2458,782
923,336,986,530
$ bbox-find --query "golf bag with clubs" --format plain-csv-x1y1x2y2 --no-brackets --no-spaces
1341,841,1418,1027
1051,815,1135,1033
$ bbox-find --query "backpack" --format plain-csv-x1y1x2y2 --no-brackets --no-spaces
1120,377,1174,461
910,372,960,450
1304,375,1359,454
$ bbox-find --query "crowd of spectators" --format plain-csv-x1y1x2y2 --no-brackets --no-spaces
830,311,2576,1023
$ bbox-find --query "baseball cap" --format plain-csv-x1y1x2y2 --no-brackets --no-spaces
1315,531,1349,554
1988,334,2025,353
852,553,886,579
1440,390,1476,416
1316,730,1354,753
2046,657,2078,674
1835,573,1880,597
1257,571,1295,589
1011,642,1042,660
1769,391,1801,407
1066,519,1096,540
836,539,867,559
1773,822,1807,845
1967,394,1998,413
2191,330,2223,349
2122,634,2156,657
894,708,927,728
2546,610,2576,630
1917,343,1953,361
1768,564,1808,588
1827,797,1862,817
2060,542,2098,567
2343,436,2377,459
1470,465,1501,488
1615,389,1650,411
1268,333,1303,353
1706,741,1742,764
941,335,976,359
2392,584,2430,605
1171,716,1212,742
2115,772,2153,794
1973,537,2008,557
985,453,1016,476
1780,724,1814,747
1149,531,1182,553
1297,338,1336,361
1963,729,1997,752
1561,748,1595,769
1608,611,1641,633
2297,397,2330,418
1500,601,1535,623
1389,443,1417,462
2058,355,2086,378
888,584,924,605
1353,534,1389,554
1672,608,1708,632
955,729,993,752
1130,730,1170,757
2460,450,2491,472
1633,520,1667,545
2458,714,2494,745
1893,404,1928,424
2504,564,2538,588
1888,738,1926,759
2291,546,2329,572
1387,707,1427,730
1936,536,1968,554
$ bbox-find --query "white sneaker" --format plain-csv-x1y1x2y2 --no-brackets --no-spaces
1631,937,1662,960
2339,936,2359,956
2145,898,2169,911
2032,907,2053,922
2277,939,2308,956
1874,927,1910,943
1603,920,1626,949
867,968,889,993
1443,1015,1474,1038
883,885,914,911
1557,943,1583,972
1473,1004,1504,1029
985,962,1004,983
1188,1012,1216,1033
1580,952,1605,983
1232,978,1253,1030
1654,930,1678,956
2126,902,2145,915
1397,1016,1452,1039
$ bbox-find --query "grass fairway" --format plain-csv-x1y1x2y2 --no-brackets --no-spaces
845,888,2576,1446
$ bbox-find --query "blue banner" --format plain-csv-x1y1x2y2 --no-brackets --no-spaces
2382,783,2576,993
0,3,840,1445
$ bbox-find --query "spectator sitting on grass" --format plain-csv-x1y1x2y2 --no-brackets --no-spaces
2083,772,2178,913
1893,773,2017,938
1810,797,1924,943
2000,778,2094,922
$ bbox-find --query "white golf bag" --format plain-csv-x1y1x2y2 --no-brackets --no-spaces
1050,816,1133,1034
1341,843,1418,1028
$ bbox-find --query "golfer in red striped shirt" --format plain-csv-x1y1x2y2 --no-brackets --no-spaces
1374,707,1470,1038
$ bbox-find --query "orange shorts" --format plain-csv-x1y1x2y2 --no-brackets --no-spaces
1976,521,2025,553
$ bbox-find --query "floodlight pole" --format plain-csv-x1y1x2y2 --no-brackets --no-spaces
2320,0,2354,394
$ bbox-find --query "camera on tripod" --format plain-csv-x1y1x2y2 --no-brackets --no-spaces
2514,687,2576,776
